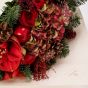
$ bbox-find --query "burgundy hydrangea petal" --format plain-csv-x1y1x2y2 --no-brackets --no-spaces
33,0,45,9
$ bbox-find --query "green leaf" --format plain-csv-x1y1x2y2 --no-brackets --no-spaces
0,70,4,80
66,0,87,12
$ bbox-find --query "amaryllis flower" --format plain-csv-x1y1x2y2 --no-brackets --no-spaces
3,69,20,80
21,54,36,65
33,0,45,9
19,10,38,27
14,26,30,43
0,37,22,72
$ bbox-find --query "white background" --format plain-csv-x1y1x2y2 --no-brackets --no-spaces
79,1,88,30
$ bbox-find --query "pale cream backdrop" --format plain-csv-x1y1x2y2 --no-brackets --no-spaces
0,0,88,88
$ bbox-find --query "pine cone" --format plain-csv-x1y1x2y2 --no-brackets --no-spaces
0,23,13,43
65,29,76,39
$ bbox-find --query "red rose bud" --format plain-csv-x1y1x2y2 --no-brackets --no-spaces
22,54,36,65
33,0,45,9
14,26,30,43
19,10,38,27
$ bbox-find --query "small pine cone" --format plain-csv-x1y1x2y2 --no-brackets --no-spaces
65,29,76,39
0,23,13,43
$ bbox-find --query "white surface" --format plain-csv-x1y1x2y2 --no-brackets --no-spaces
79,1,88,30
0,0,88,88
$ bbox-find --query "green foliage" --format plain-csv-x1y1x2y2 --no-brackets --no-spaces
67,0,87,12
5,0,18,7
67,0,77,12
60,39,69,58
54,0,65,6
0,70,4,80
20,65,32,79
0,0,20,28
46,59,56,69
65,14,80,29
75,0,87,6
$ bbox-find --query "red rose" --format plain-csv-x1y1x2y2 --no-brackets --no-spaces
19,10,38,27
22,54,36,65
0,37,22,72
33,0,45,9
14,26,30,43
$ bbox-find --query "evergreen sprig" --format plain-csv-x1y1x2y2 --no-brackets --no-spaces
0,70,4,80
0,1,20,28
54,0,65,6
75,0,87,6
20,65,32,79
65,14,80,29
60,39,69,58
5,0,18,7
66,0,87,12
46,59,56,69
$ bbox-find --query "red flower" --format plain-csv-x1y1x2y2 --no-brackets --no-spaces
14,26,30,43
19,10,38,27
3,69,20,80
3,72,10,80
22,54,36,65
0,37,22,72
33,0,45,9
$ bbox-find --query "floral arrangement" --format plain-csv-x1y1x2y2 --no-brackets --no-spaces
0,0,87,80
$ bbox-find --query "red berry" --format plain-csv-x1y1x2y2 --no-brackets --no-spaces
14,26,30,43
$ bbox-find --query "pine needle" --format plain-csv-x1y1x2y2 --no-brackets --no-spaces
0,1,20,28
20,65,32,79
60,39,69,58
65,14,80,29
0,71,4,80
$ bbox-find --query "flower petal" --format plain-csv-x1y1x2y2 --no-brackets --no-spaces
22,54,36,65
